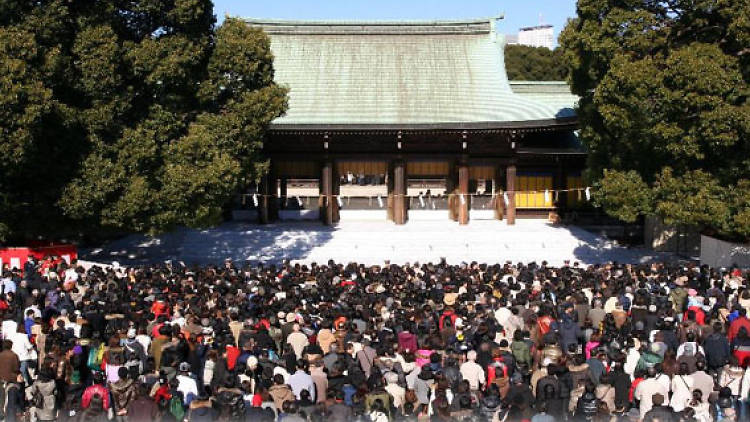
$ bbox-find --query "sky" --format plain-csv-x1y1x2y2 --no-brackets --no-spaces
212,0,578,44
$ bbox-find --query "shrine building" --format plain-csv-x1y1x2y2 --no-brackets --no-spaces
244,16,585,225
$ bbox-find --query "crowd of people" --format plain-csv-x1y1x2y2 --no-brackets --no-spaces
0,255,748,422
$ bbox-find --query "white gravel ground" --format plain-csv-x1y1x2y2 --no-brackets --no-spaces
80,219,674,267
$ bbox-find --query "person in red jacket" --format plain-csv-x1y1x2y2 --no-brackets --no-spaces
728,308,750,342
684,306,706,326
225,341,241,371
439,309,457,331
150,298,170,318
537,309,556,338
731,326,750,367
81,372,111,410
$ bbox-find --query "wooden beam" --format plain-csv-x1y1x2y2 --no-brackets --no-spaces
458,163,470,225
258,173,271,225
392,160,407,224
506,164,516,225
279,177,288,210
319,160,339,225
268,162,279,222
494,164,504,221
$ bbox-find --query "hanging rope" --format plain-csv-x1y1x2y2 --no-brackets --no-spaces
237,187,594,204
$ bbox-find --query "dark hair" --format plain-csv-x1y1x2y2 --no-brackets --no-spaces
282,400,298,414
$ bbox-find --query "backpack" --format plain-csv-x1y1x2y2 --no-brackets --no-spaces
87,343,105,371
33,382,56,411
217,391,245,419
536,376,559,404
169,395,186,421
577,394,599,419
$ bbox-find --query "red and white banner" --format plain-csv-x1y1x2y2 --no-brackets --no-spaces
0,244,78,272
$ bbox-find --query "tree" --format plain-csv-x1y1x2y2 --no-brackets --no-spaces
560,0,749,240
504,44,568,81
0,1,287,241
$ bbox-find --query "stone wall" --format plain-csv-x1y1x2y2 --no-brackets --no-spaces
700,235,750,268
644,216,700,255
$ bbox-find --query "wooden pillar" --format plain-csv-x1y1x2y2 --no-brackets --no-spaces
268,164,279,221
258,173,271,225
494,165,504,220
386,165,394,221
319,161,338,225
332,166,340,223
458,163,470,225
392,160,407,224
447,163,458,221
279,177,288,210
506,164,517,225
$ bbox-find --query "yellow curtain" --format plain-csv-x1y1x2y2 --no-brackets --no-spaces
515,174,553,208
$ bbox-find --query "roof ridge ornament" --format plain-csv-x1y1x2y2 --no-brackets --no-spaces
245,17,502,35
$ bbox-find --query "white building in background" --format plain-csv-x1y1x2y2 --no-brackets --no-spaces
516,24,554,49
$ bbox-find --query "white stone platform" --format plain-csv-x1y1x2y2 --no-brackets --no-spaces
81,219,673,267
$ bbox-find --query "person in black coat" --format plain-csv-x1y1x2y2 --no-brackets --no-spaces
642,393,676,422
704,322,731,372
504,373,534,412
536,364,564,418
609,363,632,413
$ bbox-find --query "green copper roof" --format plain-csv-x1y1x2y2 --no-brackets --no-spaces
508,81,579,114
246,18,576,127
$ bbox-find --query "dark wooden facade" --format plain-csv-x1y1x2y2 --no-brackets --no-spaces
256,121,585,225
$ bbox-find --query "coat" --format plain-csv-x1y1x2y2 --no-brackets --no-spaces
110,378,137,413
670,375,693,412
704,332,731,369
268,384,295,410
317,329,336,354
511,340,531,368
595,384,615,413
125,396,159,422
29,378,57,421
0,349,20,383
559,318,583,352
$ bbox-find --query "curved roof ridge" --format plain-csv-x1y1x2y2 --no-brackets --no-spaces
244,16,503,35
243,16,503,26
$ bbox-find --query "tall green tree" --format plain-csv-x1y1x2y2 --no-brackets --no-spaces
0,2,287,241
505,44,569,81
560,0,750,240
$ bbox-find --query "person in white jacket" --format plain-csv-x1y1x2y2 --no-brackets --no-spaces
459,350,485,392
670,365,694,413
739,365,750,411
623,343,641,380
720,357,745,398
8,325,34,385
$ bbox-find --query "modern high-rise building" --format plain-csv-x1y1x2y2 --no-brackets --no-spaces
517,24,555,49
